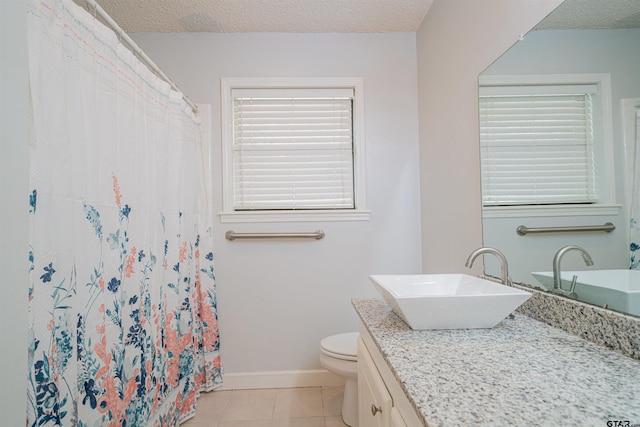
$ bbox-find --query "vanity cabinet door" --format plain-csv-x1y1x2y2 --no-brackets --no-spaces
358,338,392,427
390,407,408,427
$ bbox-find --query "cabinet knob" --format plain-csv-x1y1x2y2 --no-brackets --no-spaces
371,404,382,416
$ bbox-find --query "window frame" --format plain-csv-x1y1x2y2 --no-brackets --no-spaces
478,73,620,219
219,77,369,223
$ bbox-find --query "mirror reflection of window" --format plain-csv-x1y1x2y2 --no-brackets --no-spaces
479,74,614,210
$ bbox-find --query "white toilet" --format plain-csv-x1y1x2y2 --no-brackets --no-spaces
320,332,359,427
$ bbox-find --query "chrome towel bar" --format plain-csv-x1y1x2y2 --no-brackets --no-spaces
225,230,325,241
516,222,615,236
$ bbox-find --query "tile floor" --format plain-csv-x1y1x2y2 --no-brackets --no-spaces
182,386,349,427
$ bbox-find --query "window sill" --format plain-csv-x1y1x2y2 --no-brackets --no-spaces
219,209,371,223
482,204,622,219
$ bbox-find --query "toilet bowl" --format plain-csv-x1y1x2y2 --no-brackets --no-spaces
320,332,359,427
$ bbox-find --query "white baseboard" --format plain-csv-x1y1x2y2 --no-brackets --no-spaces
217,369,345,390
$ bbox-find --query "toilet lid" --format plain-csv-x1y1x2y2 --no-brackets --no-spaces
320,332,358,357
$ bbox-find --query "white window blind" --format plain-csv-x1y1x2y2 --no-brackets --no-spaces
479,86,597,207
232,91,355,210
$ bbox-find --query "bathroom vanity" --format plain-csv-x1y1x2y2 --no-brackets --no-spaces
353,298,640,427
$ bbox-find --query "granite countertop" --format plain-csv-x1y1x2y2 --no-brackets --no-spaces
353,298,640,427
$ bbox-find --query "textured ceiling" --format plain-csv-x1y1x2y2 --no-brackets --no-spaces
92,0,434,33
83,0,640,34
534,0,640,30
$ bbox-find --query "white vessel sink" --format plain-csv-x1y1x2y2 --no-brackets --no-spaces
369,274,532,330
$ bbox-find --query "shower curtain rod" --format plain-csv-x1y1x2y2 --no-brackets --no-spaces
84,0,198,113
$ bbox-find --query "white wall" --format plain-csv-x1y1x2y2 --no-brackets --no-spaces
0,0,29,424
482,29,640,283
415,0,563,275
132,32,423,382
1,0,571,405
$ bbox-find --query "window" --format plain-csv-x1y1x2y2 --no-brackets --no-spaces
220,78,368,223
478,73,617,216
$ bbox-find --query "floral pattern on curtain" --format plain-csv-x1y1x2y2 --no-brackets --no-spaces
26,1,222,426
631,109,640,269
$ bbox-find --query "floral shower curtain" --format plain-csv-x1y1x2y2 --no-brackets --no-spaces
630,107,640,269
26,0,222,425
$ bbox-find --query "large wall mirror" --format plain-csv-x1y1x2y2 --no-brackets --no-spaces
479,0,640,317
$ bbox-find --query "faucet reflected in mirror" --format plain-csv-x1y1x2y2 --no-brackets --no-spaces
466,247,512,287
552,245,594,299
478,0,640,318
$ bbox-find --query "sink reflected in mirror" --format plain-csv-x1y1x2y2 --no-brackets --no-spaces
369,274,531,330
531,269,640,316
478,0,640,318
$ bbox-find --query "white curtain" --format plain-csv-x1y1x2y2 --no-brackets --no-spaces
27,0,222,425
630,107,640,269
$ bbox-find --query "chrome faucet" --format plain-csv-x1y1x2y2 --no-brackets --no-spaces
552,245,594,292
465,247,511,286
